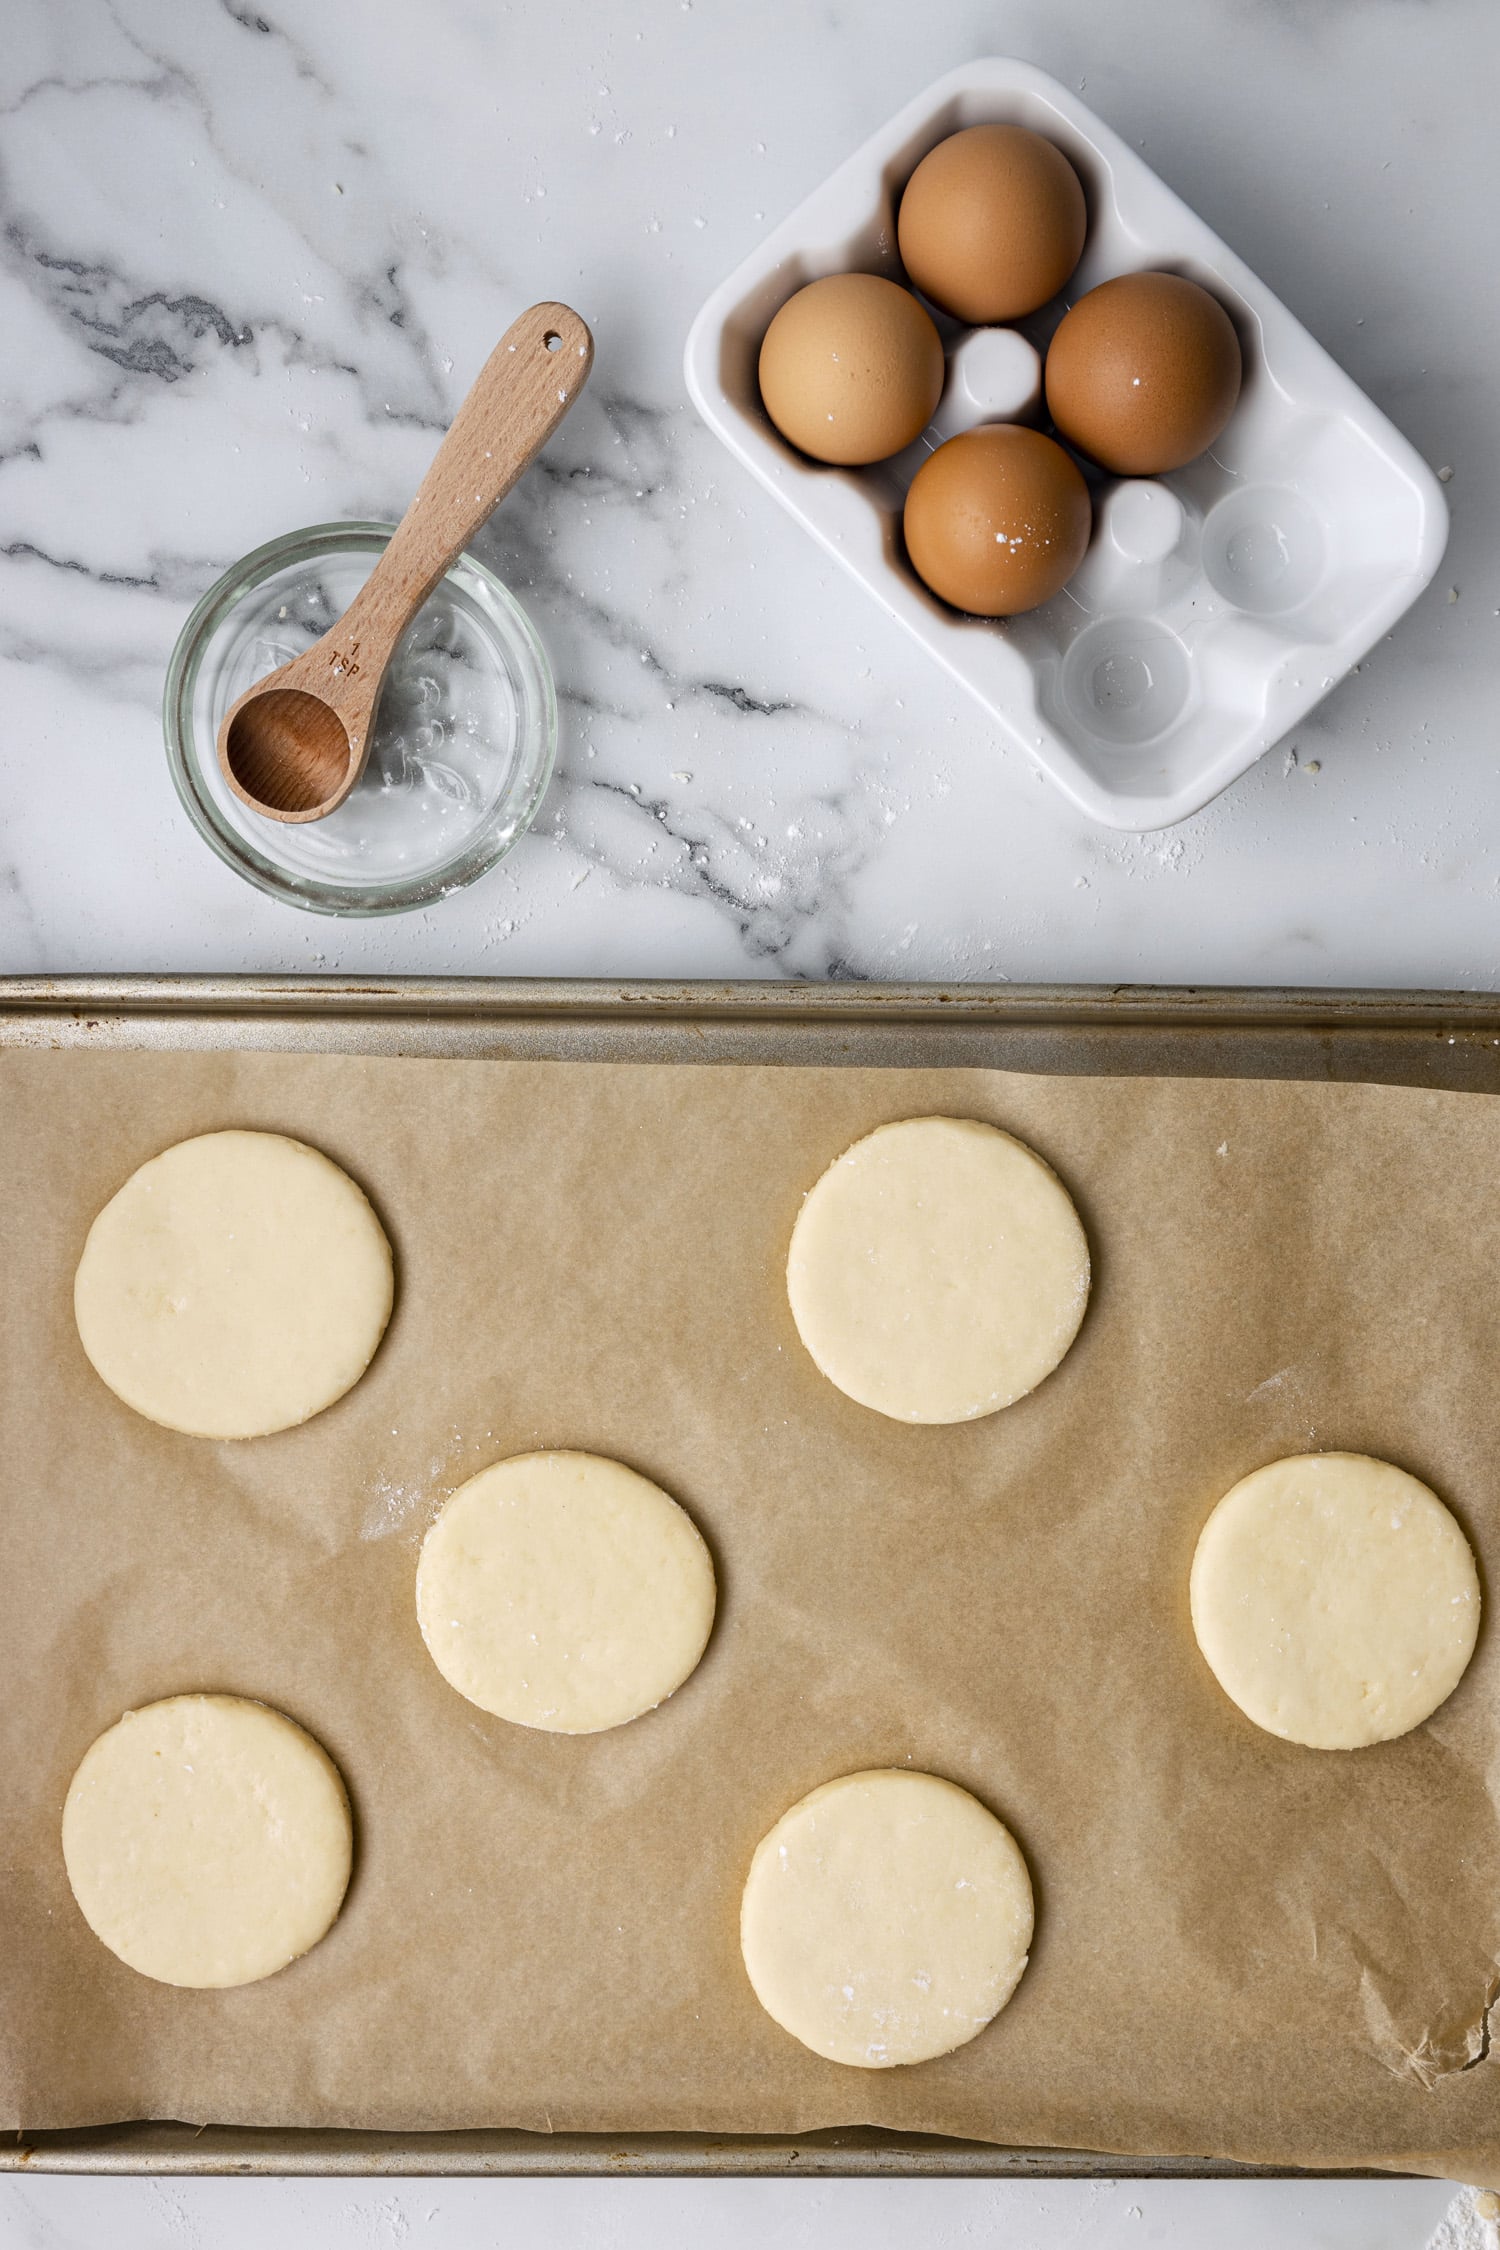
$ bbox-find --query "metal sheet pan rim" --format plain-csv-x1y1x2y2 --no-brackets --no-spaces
2,973,1500,1025
2,2123,1396,2179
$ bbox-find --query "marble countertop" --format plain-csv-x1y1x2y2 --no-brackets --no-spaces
2,0,1497,989
1,1,1496,2242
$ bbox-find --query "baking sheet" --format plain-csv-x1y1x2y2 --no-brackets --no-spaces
3,1042,1499,2182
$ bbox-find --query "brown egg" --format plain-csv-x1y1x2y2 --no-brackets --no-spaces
758,274,944,466
897,124,1087,324
1045,271,1242,475
903,425,1091,616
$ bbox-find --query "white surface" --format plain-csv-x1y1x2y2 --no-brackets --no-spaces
0,2175,1476,2250
684,58,1447,831
0,0,1495,2238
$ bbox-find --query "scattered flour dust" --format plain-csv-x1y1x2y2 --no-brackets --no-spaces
1426,2187,1500,2250
359,1425,489,1541
1100,825,1205,882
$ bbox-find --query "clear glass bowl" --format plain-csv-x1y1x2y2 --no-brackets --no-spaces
164,522,557,916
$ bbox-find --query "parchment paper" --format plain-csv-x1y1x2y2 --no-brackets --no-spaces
3,1047,1500,2181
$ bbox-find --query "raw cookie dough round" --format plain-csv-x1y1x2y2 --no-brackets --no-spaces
62,1695,352,1988
786,1116,1090,1422
74,1129,393,1439
1190,1452,1480,1749
416,1451,716,1734
740,1769,1034,2068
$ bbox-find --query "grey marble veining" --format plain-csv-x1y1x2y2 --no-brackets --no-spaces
0,0,1496,986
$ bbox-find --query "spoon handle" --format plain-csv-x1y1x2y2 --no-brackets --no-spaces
350,301,593,637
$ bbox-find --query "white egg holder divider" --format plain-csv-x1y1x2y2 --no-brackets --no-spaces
683,58,1448,832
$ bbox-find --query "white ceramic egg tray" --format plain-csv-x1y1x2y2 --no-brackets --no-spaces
683,59,1448,831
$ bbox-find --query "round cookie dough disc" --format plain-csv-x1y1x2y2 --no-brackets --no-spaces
786,1116,1089,1422
416,1451,716,1734
62,1695,352,1988
740,1769,1034,2068
1190,1452,1480,1749
74,1129,393,1439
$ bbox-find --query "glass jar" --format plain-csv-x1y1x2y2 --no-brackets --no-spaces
163,521,557,916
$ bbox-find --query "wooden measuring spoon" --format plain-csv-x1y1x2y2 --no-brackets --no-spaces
217,301,593,822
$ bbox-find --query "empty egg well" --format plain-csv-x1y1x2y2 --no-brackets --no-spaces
1201,485,1326,617
1058,618,1194,748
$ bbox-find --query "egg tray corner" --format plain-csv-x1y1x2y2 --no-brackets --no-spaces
683,57,1448,832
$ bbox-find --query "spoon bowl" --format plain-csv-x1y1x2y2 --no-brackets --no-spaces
223,688,356,819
